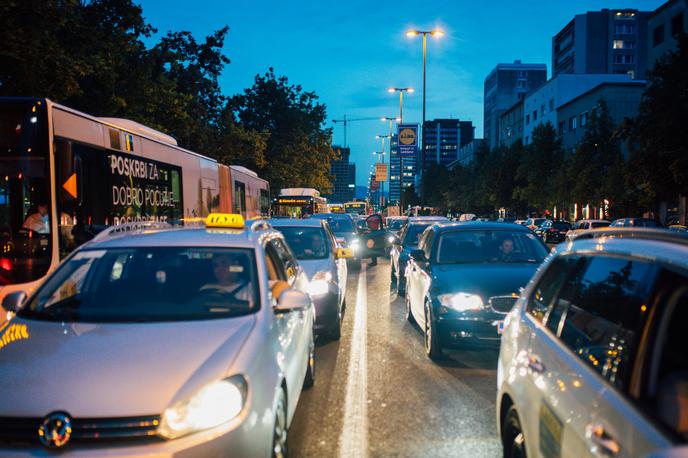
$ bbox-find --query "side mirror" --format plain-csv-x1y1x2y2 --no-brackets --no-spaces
274,288,311,314
335,247,354,259
2,291,27,313
409,249,427,263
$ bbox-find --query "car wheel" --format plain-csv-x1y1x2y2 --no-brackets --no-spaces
424,301,443,360
502,406,527,458
272,388,288,458
329,309,342,341
303,333,316,389
405,293,415,324
390,265,397,290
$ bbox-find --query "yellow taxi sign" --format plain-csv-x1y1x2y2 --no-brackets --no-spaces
205,213,245,229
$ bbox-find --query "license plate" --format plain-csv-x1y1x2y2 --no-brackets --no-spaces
497,320,505,334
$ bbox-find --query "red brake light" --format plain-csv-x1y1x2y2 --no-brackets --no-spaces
0,258,12,271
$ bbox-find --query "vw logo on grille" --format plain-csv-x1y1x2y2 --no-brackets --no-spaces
38,412,73,448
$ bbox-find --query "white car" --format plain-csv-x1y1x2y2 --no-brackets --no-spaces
0,214,315,457
497,228,688,458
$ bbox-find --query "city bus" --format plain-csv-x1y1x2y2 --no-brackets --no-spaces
0,97,269,300
272,188,328,217
344,200,369,216
328,203,345,214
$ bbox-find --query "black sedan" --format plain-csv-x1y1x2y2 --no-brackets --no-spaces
310,213,362,268
533,220,572,243
404,222,548,360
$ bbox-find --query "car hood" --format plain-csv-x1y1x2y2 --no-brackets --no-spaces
0,315,256,417
298,258,334,279
431,263,539,299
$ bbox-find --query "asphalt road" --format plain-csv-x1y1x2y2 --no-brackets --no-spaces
289,258,502,458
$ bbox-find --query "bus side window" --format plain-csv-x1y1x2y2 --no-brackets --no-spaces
234,181,246,215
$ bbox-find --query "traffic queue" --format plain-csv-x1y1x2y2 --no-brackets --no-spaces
1,207,687,458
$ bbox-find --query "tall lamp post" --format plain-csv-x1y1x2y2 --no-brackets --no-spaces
388,88,413,213
405,28,444,198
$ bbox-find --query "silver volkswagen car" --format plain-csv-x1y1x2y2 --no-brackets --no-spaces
0,214,315,457
269,218,351,340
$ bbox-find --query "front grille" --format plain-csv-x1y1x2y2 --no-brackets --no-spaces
0,415,162,445
489,296,518,314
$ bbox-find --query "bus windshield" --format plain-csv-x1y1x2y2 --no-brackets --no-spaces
344,202,367,215
0,100,53,286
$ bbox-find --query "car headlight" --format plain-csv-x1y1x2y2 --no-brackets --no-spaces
159,376,247,439
438,293,484,312
350,238,360,251
308,271,332,296
387,235,395,244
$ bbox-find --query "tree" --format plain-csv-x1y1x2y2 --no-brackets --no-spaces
624,34,688,212
402,184,420,209
513,122,564,212
231,69,336,193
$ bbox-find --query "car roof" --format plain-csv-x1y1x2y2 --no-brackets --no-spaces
562,231,688,268
309,213,352,220
434,221,532,232
85,226,273,249
268,218,325,228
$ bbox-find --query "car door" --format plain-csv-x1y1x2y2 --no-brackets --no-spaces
408,229,433,325
519,255,589,457
536,255,661,458
269,239,309,404
324,222,346,303
588,266,687,457
391,225,407,274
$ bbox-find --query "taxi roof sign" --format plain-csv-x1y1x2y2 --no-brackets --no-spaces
205,213,245,229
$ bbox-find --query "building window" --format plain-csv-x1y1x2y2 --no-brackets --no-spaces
569,116,577,131
525,114,530,125
549,98,554,111
533,110,538,121
580,111,588,127
518,70,527,78
613,39,623,49
672,13,684,37
615,24,635,34
517,79,527,89
613,54,635,64
654,24,666,46
541,104,545,116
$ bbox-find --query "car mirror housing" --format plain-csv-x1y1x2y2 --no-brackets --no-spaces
270,280,291,301
274,289,311,314
335,247,354,259
409,249,427,263
2,291,27,313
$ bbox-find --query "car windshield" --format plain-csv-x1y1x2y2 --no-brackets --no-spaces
278,226,330,260
388,219,406,230
20,247,258,323
436,230,548,264
326,218,354,233
403,224,430,247
591,221,610,228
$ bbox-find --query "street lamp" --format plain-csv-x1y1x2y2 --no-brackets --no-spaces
406,27,444,197
387,87,413,123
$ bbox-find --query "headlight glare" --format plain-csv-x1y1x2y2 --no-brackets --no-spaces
438,293,484,312
308,271,332,296
159,377,246,439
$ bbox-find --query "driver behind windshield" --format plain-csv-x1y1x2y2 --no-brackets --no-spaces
496,237,515,262
302,231,327,258
200,253,252,301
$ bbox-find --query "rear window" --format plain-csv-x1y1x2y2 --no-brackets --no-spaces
403,224,430,247
278,226,330,260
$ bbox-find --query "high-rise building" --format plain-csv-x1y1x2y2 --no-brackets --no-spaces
421,119,475,171
325,146,355,203
484,61,548,149
648,0,687,69
552,9,652,79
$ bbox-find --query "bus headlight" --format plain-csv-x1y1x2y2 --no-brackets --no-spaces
159,376,247,439
438,293,484,312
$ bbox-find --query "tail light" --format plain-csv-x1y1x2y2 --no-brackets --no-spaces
0,258,12,271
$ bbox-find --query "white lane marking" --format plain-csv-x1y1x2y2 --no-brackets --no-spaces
339,263,368,458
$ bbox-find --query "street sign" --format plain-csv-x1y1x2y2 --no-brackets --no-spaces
397,124,418,156
375,163,387,182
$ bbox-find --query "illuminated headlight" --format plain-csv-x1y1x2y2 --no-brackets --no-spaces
308,271,332,296
159,376,247,439
387,235,395,244
350,238,360,251
438,293,484,312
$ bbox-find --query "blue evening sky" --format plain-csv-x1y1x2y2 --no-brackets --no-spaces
138,0,663,186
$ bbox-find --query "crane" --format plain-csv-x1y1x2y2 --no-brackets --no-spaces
331,115,383,146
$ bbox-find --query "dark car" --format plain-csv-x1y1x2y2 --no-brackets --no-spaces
356,214,388,265
404,222,548,359
611,217,664,228
310,213,361,268
389,221,437,296
534,220,572,243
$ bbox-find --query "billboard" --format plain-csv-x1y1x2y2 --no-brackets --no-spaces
397,124,418,156
375,163,387,182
